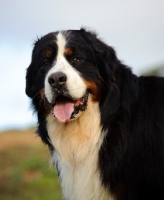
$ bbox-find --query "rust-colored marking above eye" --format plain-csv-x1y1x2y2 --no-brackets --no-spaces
45,50,52,58
65,47,73,56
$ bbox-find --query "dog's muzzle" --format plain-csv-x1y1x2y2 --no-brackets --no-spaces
47,72,88,123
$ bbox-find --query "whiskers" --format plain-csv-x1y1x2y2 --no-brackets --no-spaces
32,89,42,99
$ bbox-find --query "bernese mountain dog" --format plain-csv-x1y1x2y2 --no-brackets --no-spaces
25,28,164,200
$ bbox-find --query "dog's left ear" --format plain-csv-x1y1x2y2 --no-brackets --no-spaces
81,28,119,82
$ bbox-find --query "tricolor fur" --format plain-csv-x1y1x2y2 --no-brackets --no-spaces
26,29,164,200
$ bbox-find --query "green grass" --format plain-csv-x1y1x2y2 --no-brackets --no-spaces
0,130,62,200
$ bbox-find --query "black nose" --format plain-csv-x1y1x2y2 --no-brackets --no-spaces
48,72,67,88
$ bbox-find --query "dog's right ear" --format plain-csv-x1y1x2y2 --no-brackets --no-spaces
25,38,41,98
25,63,37,98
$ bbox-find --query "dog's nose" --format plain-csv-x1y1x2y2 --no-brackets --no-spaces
48,72,67,88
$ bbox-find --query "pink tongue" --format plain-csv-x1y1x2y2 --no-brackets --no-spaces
54,102,74,122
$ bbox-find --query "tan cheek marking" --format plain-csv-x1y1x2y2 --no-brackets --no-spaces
40,89,52,114
84,81,100,102
40,88,45,99
65,47,73,56
45,50,52,58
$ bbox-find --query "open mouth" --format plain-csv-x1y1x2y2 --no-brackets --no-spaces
51,92,89,122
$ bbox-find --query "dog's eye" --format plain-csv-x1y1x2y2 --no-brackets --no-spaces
73,57,80,62
40,62,50,74
41,62,48,68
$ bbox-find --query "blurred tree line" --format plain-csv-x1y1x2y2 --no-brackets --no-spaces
142,64,164,76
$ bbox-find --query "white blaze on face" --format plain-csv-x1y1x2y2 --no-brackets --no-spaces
45,32,87,103
44,32,87,122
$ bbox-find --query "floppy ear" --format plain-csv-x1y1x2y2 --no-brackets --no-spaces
25,64,37,98
81,28,119,83
25,39,41,98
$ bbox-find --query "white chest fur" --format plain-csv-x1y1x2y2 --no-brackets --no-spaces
52,144,112,200
46,100,113,200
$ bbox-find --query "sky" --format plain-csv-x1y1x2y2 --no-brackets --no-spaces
0,0,164,131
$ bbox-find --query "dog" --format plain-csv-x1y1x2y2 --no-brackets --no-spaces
26,28,164,200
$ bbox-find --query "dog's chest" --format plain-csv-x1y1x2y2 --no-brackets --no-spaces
48,121,113,200
52,146,112,200
46,102,113,200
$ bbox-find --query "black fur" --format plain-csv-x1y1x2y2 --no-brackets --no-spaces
26,29,164,200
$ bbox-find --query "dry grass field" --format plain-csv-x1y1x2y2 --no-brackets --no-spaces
0,128,62,200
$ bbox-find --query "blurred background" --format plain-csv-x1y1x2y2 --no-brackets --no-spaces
0,0,164,131
0,0,163,199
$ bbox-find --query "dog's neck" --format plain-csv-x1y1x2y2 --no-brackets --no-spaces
46,96,114,200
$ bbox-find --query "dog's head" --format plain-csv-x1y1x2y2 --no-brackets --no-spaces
26,29,119,123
